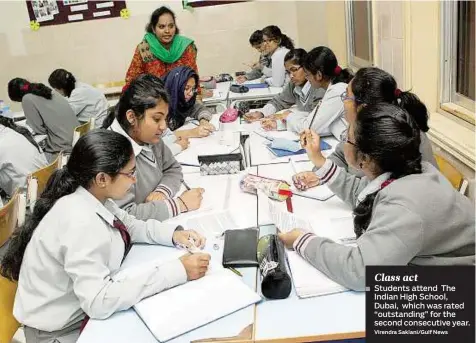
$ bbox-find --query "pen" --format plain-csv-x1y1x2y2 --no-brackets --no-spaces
182,179,191,191
228,267,243,277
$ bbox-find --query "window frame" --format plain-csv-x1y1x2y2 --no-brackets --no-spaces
345,0,374,69
440,0,475,121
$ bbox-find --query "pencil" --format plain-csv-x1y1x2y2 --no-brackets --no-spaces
182,180,191,191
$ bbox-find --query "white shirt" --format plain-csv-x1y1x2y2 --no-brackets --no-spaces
264,46,290,87
0,125,47,196
68,82,109,126
286,82,348,138
14,186,187,331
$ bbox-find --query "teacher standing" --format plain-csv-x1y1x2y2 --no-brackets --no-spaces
124,6,199,89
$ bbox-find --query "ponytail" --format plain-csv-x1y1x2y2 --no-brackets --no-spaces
101,105,117,129
350,103,422,236
334,67,354,84
304,46,353,84
397,91,429,132
0,116,41,152
0,130,134,281
280,34,295,50
8,78,52,102
0,168,78,281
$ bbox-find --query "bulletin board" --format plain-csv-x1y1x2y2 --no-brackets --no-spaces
26,1,127,26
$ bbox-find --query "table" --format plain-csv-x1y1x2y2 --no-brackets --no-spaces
228,85,282,107
246,132,340,167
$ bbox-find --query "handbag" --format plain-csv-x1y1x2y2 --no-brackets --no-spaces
197,153,243,176
257,234,292,299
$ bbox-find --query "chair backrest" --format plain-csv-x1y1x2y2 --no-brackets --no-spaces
435,155,468,194
27,152,63,203
72,120,92,147
0,190,19,248
0,275,20,343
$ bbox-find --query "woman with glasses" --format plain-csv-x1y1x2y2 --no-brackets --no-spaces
1,130,210,343
243,49,325,124
160,66,215,156
293,67,438,188
259,25,295,87
102,74,205,222
280,103,475,291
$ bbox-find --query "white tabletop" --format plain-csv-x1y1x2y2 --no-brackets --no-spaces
202,82,230,104
247,132,340,167
228,84,282,102
97,85,123,96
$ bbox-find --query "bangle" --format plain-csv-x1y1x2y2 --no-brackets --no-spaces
178,196,189,212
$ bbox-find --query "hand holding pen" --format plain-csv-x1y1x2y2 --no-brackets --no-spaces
300,129,326,168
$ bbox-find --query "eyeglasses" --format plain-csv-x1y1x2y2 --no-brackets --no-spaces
262,38,274,44
340,91,358,103
118,169,137,179
340,129,356,146
184,86,198,94
285,66,302,75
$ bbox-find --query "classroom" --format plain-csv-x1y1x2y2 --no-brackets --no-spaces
0,1,474,343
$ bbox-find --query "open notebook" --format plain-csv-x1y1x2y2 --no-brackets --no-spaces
134,268,261,342
289,159,334,201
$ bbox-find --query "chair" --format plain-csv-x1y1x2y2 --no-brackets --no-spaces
0,275,19,343
435,155,469,195
0,190,20,248
72,120,92,147
27,152,63,209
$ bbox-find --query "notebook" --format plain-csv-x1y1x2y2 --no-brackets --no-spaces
134,268,261,342
288,159,335,201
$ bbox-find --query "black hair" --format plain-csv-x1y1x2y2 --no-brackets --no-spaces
262,25,295,50
48,69,77,97
249,30,263,46
352,103,422,237
146,6,180,35
0,116,41,152
284,48,307,66
8,78,53,102
0,130,134,281
351,67,429,132
303,46,354,84
102,74,169,131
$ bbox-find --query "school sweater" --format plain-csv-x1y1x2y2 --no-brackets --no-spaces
285,82,347,138
264,47,290,87
110,120,184,221
245,54,271,81
328,132,439,177
261,81,325,117
22,93,80,159
0,125,47,196
68,82,109,126
294,160,475,291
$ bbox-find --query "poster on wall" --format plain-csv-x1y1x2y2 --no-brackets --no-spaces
26,0,126,26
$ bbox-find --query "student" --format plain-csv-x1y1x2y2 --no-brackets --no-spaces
125,6,199,89
243,49,325,124
236,30,271,84
280,104,475,291
162,66,215,154
259,25,295,87
0,130,210,343
48,69,109,127
102,74,204,221
268,46,352,137
8,78,80,162
0,116,47,198
293,67,438,184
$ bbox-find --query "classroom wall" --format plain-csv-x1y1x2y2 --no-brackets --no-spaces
0,0,332,111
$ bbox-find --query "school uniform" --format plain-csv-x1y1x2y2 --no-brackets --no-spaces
261,81,325,117
263,47,290,87
0,124,47,196
22,93,80,162
68,82,109,127
293,160,475,291
285,82,347,138
245,54,271,81
110,119,184,221
15,186,186,342
328,131,439,177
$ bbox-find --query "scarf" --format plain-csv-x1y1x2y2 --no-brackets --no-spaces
144,33,194,64
162,66,198,131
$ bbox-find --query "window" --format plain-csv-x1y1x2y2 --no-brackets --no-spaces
441,1,475,118
345,0,374,68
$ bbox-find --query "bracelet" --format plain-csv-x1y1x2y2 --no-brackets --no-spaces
178,196,189,213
